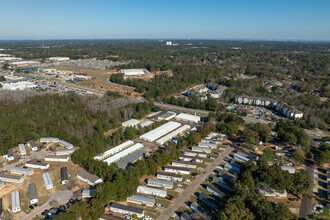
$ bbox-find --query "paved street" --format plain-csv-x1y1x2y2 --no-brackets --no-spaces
157,147,233,220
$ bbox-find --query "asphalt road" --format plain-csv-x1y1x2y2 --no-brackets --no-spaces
22,190,73,220
299,159,314,220
157,147,233,220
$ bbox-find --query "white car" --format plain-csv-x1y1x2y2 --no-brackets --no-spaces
185,179,191,183
177,183,183,187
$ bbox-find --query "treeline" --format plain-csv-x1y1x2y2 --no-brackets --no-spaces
164,95,221,111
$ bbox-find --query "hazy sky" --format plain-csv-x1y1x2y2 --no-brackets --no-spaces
0,0,329,40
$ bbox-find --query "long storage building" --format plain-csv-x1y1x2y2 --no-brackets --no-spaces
10,167,34,176
12,191,21,213
139,121,181,142
137,185,167,198
175,113,201,123
147,178,173,189
127,195,155,207
94,140,134,160
43,172,53,190
155,125,190,145
103,143,143,165
116,149,147,169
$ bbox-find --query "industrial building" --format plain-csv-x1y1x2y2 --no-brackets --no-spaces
0,173,24,184
171,160,197,169
61,167,69,184
55,149,76,156
28,183,39,204
126,195,155,207
82,189,95,198
18,144,26,155
94,140,134,160
147,178,173,189
183,150,207,158
122,119,140,128
157,111,177,121
116,149,148,169
103,143,144,165
39,137,60,143
191,146,211,153
206,184,225,199
107,203,145,218
175,113,201,124
43,172,54,190
281,166,296,174
58,140,73,149
11,191,21,213
179,155,203,163
10,167,34,176
137,185,167,198
155,125,191,145
163,166,190,175
45,156,70,163
27,140,38,151
156,172,183,182
140,120,154,128
0,182,5,190
140,121,181,142
76,170,102,186
121,69,145,76
25,161,50,170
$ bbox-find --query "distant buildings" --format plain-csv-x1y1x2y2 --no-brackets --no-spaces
10,61,40,68
166,41,172,46
48,57,70,62
121,69,145,76
122,119,140,128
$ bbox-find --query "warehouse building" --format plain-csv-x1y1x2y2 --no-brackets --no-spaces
76,170,102,186
27,140,38,151
156,172,183,182
11,191,21,213
18,144,26,155
140,121,181,142
61,167,69,184
0,173,24,184
199,192,219,211
121,69,145,76
122,119,140,128
157,111,177,121
0,182,5,190
55,149,76,156
163,166,190,175
39,137,59,143
155,125,191,145
94,140,134,160
191,146,211,153
58,140,73,149
43,172,53,190
127,195,155,207
172,160,197,169
45,156,70,163
140,120,154,128
206,184,225,199
116,149,147,169
137,185,167,198
103,143,144,165
28,183,39,204
183,150,207,158
179,155,203,163
82,189,95,198
147,178,173,189
107,203,144,218
25,161,50,170
175,113,201,124
10,167,34,176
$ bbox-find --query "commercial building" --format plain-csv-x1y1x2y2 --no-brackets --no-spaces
155,125,191,145
28,183,39,204
199,192,219,211
103,143,144,165
206,184,225,199
140,120,154,128
43,172,53,190
27,140,38,151
191,146,211,153
137,185,167,198
127,195,155,207
61,167,69,184
183,150,207,158
10,167,34,176
11,191,21,213
58,140,73,149
94,140,134,160
156,111,177,121
0,173,24,184
140,121,181,142
25,161,50,170
116,149,147,169
18,144,26,155
179,155,203,163
163,166,190,175
122,119,140,128
156,172,183,182
147,178,173,189
76,170,102,186
107,203,144,218
55,149,76,156
175,113,201,124
48,57,70,62
281,166,296,174
45,156,70,163
82,189,95,198
39,137,59,143
0,182,5,190
171,160,197,169
121,69,145,76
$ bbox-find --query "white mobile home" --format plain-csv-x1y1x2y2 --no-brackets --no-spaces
43,172,53,190
0,173,24,184
61,167,69,184
18,144,26,155
127,195,155,207
45,156,70,163
12,191,21,213
55,149,76,156
39,137,59,143
281,166,296,174
0,181,5,190
58,140,73,149
76,170,102,186
191,146,211,153
147,178,173,189
28,183,39,204
137,185,167,198
179,155,203,163
175,113,201,123
183,150,207,158
163,166,190,175
156,172,183,182
27,140,38,151
10,167,34,176
108,203,144,218
171,160,197,169
25,161,50,170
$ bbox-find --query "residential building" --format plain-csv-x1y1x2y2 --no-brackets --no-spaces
55,149,76,156
213,177,233,192
18,144,26,155
10,167,34,176
179,155,203,163
191,146,211,153
199,192,219,211
27,140,38,151
147,178,173,189
28,183,38,204
206,184,225,199
156,172,183,182
183,150,207,158
43,172,53,190
107,203,144,218
45,156,70,163
137,185,167,198
172,160,197,169
0,173,24,184
61,167,69,184
11,191,21,213
39,137,60,143
82,189,95,198
3,149,15,161
58,140,73,149
163,166,190,175
76,170,102,186
126,195,155,207
25,161,50,170
281,166,296,174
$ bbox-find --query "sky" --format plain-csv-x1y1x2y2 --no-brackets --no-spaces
0,0,329,41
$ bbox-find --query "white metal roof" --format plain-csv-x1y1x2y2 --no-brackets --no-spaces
103,143,143,165
148,178,173,186
137,185,167,196
175,113,201,123
139,121,181,142
140,120,154,128
10,167,33,173
18,144,26,155
42,172,53,189
59,140,73,147
127,195,155,204
122,119,140,128
12,191,20,210
155,125,190,145
94,140,134,160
